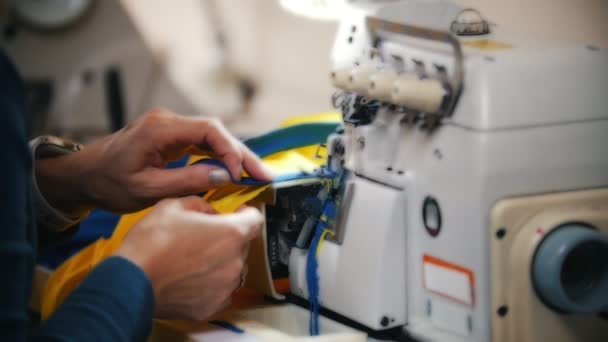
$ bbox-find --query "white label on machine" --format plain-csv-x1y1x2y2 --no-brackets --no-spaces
423,254,475,306
429,297,472,337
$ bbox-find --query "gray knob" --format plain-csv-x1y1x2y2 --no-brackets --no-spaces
532,223,608,314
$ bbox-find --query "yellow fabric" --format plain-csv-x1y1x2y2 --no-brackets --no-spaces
41,206,153,319
204,185,269,213
279,111,340,127
41,112,340,319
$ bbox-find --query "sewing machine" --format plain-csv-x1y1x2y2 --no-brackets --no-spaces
261,0,608,341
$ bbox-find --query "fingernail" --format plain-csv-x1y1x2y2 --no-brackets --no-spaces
209,169,231,186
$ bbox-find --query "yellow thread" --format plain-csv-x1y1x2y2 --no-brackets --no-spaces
461,39,512,50
316,229,335,257
320,178,332,192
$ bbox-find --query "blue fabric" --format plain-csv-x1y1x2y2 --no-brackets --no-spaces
0,50,155,341
243,123,338,158
37,155,190,268
209,320,245,334
37,210,120,269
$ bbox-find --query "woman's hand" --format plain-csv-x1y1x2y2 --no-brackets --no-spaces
113,197,264,320
36,108,272,214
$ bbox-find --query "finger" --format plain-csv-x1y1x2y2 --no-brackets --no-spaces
242,240,251,259
139,164,231,198
182,206,263,243
216,297,233,313
187,147,270,182
236,206,264,243
198,296,231,321
239,143,274,181
234,264,248,293
235,205,250,212
173,118,272,182
185,145,215,157
168,116,245,181
242,264,249,279
177,196,216,214
219,207,264,241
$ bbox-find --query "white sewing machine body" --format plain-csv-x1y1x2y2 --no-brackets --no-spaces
286,1,608,341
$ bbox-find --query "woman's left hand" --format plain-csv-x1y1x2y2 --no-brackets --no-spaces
35,108,272,214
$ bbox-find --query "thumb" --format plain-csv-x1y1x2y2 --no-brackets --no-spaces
219,206,264,241
142,164,231,198
175,196,216,214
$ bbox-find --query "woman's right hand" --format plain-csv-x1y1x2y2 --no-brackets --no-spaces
113,196,263,320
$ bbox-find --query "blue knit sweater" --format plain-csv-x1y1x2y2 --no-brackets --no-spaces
0,50,154,341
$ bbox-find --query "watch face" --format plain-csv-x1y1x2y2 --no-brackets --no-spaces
14,0,94,31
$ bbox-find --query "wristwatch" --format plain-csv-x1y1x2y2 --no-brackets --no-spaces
30,135,89,231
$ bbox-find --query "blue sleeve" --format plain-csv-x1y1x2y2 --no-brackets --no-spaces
0,50,155,341
0,49,36,342
32,257,155,341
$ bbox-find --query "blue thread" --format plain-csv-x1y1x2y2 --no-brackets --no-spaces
209,320,245,334
306,222,325,336
304,170,345,336
305,199,339,336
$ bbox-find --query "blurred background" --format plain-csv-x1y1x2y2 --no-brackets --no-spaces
1,0,607,140
1,0,337,140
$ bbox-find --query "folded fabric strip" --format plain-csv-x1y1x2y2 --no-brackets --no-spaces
243,123,339,159
188,121,340,186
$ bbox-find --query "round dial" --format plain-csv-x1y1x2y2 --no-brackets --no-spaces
450,8,490,36
14,0,93,30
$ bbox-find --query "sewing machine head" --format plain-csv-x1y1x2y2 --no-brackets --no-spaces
274,0,608,341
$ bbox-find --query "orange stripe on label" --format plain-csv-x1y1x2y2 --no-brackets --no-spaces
422,254,475,306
